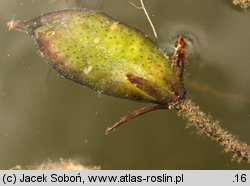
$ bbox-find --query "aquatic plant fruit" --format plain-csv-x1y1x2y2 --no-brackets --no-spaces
8,8,186,133
8,8,250,163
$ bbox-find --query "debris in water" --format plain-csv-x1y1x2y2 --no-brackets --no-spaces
11,159,100,170
233,0,250,9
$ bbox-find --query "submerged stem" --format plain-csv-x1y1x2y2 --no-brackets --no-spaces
175,99,250,163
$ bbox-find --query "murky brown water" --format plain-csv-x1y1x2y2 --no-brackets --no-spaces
0,0,250,169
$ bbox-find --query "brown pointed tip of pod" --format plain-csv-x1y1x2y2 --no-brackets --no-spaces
7,19,36,34
7,20,24,31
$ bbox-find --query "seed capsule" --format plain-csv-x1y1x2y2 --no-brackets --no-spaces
8,9,185,104
8,9,186,133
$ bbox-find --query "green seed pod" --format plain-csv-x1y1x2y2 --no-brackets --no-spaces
8,10,250,160
8,9,185,105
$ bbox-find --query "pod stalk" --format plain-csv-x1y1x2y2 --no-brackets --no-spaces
175,99,250,163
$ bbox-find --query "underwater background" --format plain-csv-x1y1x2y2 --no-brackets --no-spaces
0,0,250,169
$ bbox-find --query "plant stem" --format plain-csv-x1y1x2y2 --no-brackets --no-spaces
175,99,250,163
